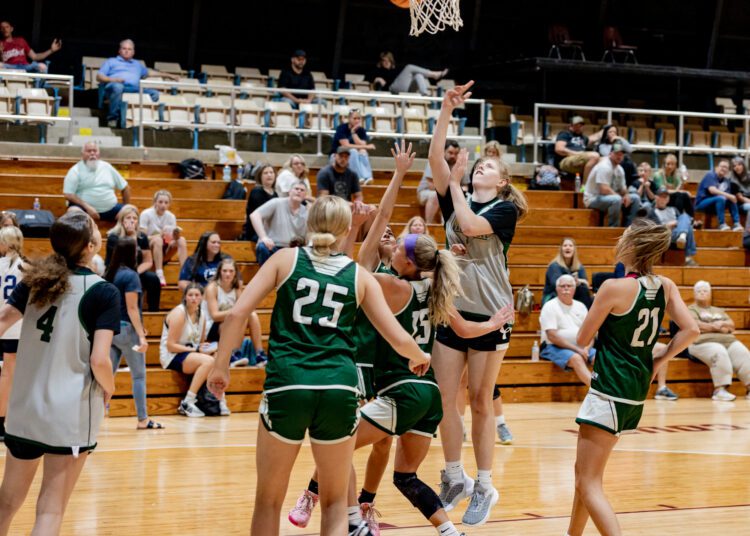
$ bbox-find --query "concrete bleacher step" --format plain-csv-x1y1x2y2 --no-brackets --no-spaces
71,135,122,148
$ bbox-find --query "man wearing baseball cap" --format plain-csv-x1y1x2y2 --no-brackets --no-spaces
278,49,315,108
554,115,602,179
582,141,641,227
647,186,698,266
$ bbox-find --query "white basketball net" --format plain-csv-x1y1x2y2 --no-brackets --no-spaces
409,0,463,36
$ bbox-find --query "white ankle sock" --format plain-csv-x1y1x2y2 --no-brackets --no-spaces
156,269,164,276
437,521,460,535
184,391,197,404
496,415,506,426
445,460,463,482
477,469,492,489
348,505,362,525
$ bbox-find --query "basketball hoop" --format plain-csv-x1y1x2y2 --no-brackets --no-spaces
409,0,463,36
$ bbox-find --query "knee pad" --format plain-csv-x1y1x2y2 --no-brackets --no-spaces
392,471,443,520
493,384,501,400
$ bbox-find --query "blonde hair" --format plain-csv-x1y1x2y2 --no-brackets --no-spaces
552,237,582,272
377,51,395,69
407,235,463,326
399,216,430,238
0,225,24,262
615,218,671,275
483,140,503,158
306,196,351,256
281,154,309,179
108,204,139,238
153,189,172,203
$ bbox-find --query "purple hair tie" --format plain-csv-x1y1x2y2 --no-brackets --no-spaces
404,233,419,264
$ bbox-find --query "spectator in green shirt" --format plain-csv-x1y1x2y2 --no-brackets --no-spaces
651,153,694,218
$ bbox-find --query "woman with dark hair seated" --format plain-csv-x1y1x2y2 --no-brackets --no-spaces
543,238,592,308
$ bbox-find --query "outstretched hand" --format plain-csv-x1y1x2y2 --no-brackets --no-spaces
391,139,416,176
442,80,474,111
450,148,469,185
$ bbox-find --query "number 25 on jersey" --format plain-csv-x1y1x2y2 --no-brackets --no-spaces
292,278,348,328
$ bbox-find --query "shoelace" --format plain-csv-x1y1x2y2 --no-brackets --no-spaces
296,493,313,511
362,504,381,522
468,489,486,510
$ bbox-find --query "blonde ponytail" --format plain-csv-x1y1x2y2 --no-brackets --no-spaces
408,234,463,326
499,182,528,221
615,218,671,275
306,196,352,256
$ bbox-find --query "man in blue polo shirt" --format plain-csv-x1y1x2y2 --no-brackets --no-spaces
694,159,742,231
97,39,178,127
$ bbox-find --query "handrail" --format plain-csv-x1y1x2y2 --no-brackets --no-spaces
0,70,74,143
137,80,484,152
532,102,750,165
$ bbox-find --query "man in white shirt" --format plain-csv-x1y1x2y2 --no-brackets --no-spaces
251,181,308,265
583,142,640,227
63,142,130,221
539,274,595,385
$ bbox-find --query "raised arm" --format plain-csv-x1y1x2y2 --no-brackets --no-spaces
358,141,415,271
447,149,495,236
429,80,474,196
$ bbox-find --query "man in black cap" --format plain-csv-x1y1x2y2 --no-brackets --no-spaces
647,186,698,266
278,49,315,108
554,115,602,180
582,141,641,227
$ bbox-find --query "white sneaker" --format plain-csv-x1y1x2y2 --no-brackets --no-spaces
438,470,474,512
718,224,731,231
178,400,205,417
462,482,500,526
156,269,167,287
220,399,231,416
675,232,687,249
712,387,736,402
732,224,744,231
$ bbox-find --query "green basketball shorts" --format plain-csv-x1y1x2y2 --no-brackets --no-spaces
575,390,644,436
360,381,442,437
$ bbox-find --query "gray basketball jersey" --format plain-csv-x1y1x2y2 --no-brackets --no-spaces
445,198,514,316
6,273,107,449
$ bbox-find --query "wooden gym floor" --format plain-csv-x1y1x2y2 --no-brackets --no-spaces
2,398,749,535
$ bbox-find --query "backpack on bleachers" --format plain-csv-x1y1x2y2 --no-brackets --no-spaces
515,285,535,317
11,209,55,238
195,384,222,416
179,158,206,180
529,165,561,190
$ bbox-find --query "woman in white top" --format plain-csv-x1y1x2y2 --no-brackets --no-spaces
275,154,315,202
139,190,188,286
159,283,229,417
0,226,24,441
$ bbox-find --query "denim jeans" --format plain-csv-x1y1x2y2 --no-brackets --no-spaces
328,150,372,181
110,322,148,421
256,241,281,266
104,82,159,121
588,193,641,227
2,62,44,73
671,213,697,256
695,195,739,227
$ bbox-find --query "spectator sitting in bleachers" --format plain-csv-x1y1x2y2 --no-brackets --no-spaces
160,283,230,417
630,161,656,210
105,204,161,312
688,280,750,401
694,159,742,231
0,211,18,228
729,156,750,214
97,39,178,128
398,216,429,237
542,237,592,308
178,232,228,291
140,190,188,287
275,154,314,201
596,124,638,186
582,142,641,227
64,142,130,222
539,274,594,386
652,154,695,218
368,51,448,96
243,164,278,242
418,140,459,224
484,140,504,160
331,108,374,185
316,148,363,203
553,115,602,180
278,49,315,109
0,20,60,73
250,181,308,266
647,187,698,266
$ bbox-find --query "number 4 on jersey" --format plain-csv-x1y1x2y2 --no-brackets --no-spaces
37,305,58,343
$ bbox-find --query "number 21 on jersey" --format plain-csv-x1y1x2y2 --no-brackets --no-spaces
630,307,660,347
292,277,348,328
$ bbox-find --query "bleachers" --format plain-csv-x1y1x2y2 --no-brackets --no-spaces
0,155,748,416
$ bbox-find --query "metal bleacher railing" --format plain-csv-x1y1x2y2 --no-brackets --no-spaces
135,81,486,152
528,102,750,167
0,71,74,143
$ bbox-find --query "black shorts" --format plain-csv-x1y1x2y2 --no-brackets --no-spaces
5,434,96,460
0,339,18,354
206,322,221,343
436,311,512,352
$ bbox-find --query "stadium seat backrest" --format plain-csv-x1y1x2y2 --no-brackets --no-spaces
196,97,229,126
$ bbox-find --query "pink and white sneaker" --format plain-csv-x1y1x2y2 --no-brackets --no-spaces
288,489,318,528
360,502,381,536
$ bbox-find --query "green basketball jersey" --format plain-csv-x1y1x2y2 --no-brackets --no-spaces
352,262,396,367
265,247,359,393
374,278,436,393
591,275,666,403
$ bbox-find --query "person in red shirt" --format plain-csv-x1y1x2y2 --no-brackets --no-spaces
0,20,61,73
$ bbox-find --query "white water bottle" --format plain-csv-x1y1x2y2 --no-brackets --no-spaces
679,164,688,182
222,164,231,181
574,173,581,193
33,197,40,210
531,340,540,362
